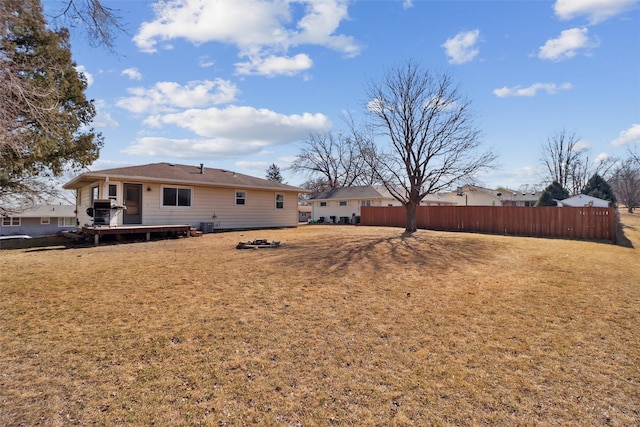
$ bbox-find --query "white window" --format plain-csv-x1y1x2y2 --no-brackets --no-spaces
2,217,20,226
41,217,50,225
91,186,99,203
162,187,192,207
320,202,327,207
361,200,372,206
275,194,284,209
235,191,246,206
58,217,75,227
339,201,348,206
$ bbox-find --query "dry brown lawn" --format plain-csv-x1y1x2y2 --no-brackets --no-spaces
1,213,639,426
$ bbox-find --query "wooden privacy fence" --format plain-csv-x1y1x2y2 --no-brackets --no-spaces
360,206,616,242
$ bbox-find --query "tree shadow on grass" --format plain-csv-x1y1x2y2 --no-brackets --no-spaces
276,227,496,275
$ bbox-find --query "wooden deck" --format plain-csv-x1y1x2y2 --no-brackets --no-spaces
82,224,191,245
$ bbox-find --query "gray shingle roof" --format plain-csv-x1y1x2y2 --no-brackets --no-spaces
64,163,305,192
7,205,76,218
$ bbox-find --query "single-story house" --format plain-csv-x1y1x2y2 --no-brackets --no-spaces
555,194,611,208
308,185,454,223
439,184,503,206
1,205,76,237
298,205,312,223
63,163,306,231
497,190,542,207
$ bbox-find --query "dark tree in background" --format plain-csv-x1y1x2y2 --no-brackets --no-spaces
581,173,616,204
537,181,570,206
360,60,496,233
265,163,284,183
0,0,103,211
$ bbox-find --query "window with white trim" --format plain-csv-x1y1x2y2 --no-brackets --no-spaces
339,201,348,206
2,217,20,226
108,184,117,200
361,200,372,206
162,187,192,207
320,202,327,207
275,193,284,209
235,191,246,206
91,186,99,203
58,217,75,227
41,217,50,225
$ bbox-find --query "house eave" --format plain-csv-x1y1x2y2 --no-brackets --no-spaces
64,173,308,193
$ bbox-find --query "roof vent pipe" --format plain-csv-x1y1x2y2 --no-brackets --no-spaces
199,163,204,174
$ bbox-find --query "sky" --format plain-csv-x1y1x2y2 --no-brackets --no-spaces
45,0,640,190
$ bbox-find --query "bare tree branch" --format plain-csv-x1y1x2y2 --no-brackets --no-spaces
363,60,497,232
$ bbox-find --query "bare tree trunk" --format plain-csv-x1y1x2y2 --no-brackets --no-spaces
405,201,418,233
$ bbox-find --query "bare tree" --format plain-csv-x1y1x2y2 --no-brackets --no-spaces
361,60,497,233
540,128,588,195
290,131,375,188
48,0,125,49
610,157,640,213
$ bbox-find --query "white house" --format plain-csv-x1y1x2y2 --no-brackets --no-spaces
438,184,503,206
63,163,306,231
308,185,454,223
555,194,611,208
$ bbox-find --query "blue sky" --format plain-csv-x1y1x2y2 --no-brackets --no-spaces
48,0,640,189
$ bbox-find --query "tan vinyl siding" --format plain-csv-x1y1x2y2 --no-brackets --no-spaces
75,181,299,229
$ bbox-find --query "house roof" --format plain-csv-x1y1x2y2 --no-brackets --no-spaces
310,185,390,201
556,194,610,207
64,163,306,192
4,205,76,218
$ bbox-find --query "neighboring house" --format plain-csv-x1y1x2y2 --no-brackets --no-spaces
309,185,454,223
63,163,306,231
0,205,76,237
498,190,542,207
555,194,611,208
439,184,503,206
298,205,312,223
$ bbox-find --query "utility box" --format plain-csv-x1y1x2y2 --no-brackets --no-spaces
200,222,214,233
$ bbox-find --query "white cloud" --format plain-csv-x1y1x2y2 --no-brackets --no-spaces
123,105,331,159
554,0,638,24
493,82,572,97
236,53,313,76
116,79,239,113
75,65,93,87
442,29,480,64
159,106,330,140
92,100,120,129
198,55,215,68
538,27,599,61
403,0,414,9
133,0,361,76
611,124,640,147
235,161,270,173
121,67,143,80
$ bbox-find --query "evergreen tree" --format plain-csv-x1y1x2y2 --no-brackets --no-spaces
581,173,617,204
0,0,102,208
537,181,570,206
265,163,284,183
